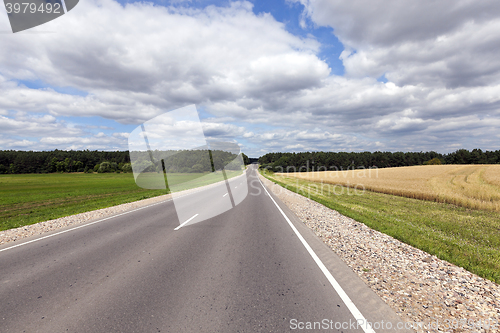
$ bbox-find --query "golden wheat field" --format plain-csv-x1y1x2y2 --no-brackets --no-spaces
278,165,500,211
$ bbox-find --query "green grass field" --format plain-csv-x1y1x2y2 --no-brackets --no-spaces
0,170,243,232
261,170,500,284
0,173,167,231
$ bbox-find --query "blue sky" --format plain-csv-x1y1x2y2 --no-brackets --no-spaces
1,0,500,156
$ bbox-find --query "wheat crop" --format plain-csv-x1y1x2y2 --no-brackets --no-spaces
278,165,500,211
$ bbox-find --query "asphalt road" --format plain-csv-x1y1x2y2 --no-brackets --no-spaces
0,165,413,332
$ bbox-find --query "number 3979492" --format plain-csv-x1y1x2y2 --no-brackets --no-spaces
5,2,61,14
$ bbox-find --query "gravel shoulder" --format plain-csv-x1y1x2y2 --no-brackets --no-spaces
0,193,174,246
2,173,499,332
0,173,245,247
259,174,500,333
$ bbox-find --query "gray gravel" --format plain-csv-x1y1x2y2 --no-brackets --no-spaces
260,175,500,333
2,174,499,332
0,176,232,247
0,193,173,246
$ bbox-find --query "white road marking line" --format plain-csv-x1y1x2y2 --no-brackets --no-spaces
174,214,199,231
0,188,209,253
258,177,376,333
0,172,249,253
0,198,171,253
223,193,228,197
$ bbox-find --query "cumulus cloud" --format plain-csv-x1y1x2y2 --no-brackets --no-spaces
295,0,500,88
0,0,327,121
248,127,371,154
0,75,165,123
0,112,81,137
201,122,246,138
0,112,128,150
296,0,500,46
1,0,500,155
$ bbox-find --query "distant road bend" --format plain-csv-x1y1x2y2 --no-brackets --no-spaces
0,165,412,332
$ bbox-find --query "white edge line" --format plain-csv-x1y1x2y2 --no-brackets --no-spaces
257,177,376,333
0,189,201,254
1,172,250,252
174,214,199,231
0,197,171,253
223,193,228,197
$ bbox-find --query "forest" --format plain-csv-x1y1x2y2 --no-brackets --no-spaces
131,149,245,174
0,149,250,174
1,148,498,174
258,149,500,172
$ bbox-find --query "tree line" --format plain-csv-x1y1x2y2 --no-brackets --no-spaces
7,148,497,174
258,149,500,172
0,150,250,174
0,150,132,174
131,150,245,174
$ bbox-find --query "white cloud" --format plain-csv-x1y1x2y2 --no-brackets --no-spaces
0,138,38,149
0,112,128,150
1,0,500,155
249,128,369,153
0,112,81,137
0,0,326,121
113,132,130,138
36,133,127,150
296,0,500,46
295,0,500,88
201,122,246,138
0,75,166,123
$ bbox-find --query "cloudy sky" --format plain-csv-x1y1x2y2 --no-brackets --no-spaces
1,0,500,157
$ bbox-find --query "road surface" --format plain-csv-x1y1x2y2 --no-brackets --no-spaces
0,165,412,332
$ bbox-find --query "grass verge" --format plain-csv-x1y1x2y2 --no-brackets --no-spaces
0,170,245,232
261,170,500,284
0,173,170,231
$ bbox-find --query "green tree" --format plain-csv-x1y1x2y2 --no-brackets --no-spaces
423,158,442,165
242,153,250,165
9,163,18,174
121,163,132,173
48,157,58,173
192,164,205,173
66,158,74,172
74,161,84,172
56,161,66,172
98,162,112,173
